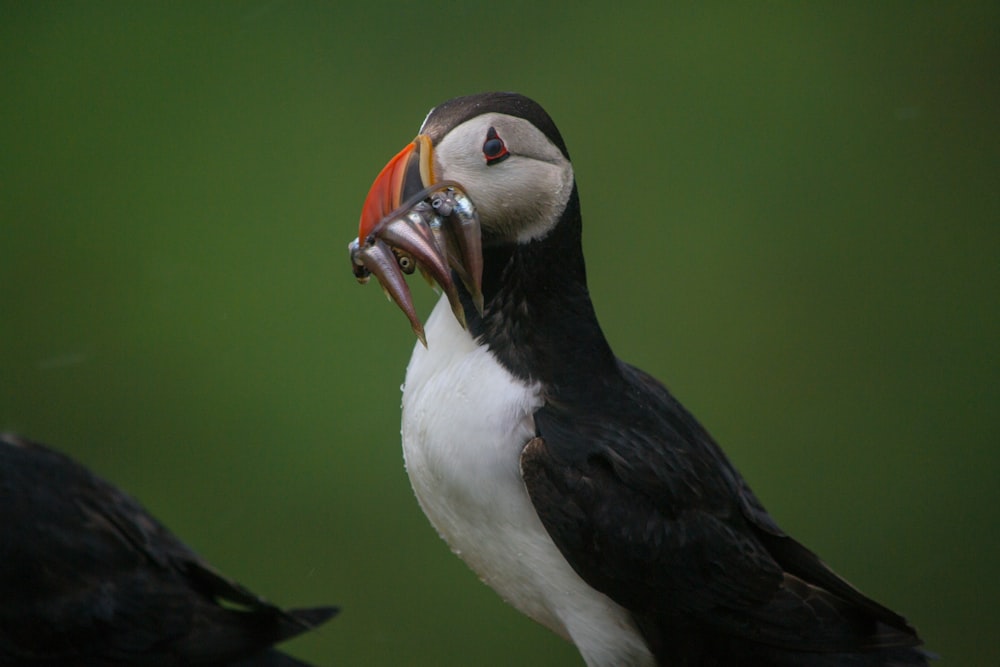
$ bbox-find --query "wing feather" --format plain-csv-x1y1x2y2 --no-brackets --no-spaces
521,362,923,658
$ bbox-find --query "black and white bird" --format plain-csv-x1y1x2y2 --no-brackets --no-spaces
0,433,336,666
350,92,929,666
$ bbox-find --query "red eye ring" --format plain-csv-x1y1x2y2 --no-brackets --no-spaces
483,126,509,165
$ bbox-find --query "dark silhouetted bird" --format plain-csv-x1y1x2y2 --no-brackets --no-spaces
0,432,336,666
351,92,930,666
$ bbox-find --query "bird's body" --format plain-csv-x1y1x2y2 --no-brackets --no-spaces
0,433,336,667
353,92,929,665
403,296,654,665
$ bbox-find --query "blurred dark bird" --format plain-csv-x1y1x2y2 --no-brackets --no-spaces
0,433,336,666
351,92,930,666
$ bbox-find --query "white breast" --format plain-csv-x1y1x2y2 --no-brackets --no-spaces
401,296,654,667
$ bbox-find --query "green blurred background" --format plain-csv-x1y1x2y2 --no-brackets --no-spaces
2,2,997,664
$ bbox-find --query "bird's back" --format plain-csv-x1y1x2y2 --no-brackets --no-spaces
0,434,336,666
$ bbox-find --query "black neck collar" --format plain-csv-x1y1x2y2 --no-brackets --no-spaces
459,185,618,397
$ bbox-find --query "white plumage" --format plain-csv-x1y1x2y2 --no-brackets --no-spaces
401,295,654,667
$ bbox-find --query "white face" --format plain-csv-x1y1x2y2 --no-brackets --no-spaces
429,112,574,244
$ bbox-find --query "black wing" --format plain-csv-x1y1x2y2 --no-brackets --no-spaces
521,362,927,665
0,433,337,666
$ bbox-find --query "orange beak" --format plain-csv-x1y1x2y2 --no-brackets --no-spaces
358,135,436,244
350,135,483,346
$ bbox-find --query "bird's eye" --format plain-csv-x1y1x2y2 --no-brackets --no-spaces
482,127,510,165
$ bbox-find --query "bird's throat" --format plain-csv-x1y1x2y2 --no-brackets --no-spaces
458,187,616,389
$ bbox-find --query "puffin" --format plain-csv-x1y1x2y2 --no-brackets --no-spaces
0,433,336,666
349,92,929,666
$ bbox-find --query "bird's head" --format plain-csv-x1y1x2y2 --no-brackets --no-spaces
349,92,575,343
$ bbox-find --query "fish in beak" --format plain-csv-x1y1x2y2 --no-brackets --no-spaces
349,135,483,345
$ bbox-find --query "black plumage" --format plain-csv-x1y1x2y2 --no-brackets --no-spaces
0,433,336,666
